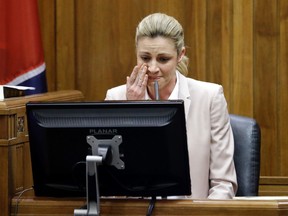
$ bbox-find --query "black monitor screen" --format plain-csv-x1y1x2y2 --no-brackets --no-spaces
26,100,191,198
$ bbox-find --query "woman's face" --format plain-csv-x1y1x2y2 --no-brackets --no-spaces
136,36,184,94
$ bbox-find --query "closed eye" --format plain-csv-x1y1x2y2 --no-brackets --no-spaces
141,56,151,62
158,57,170,63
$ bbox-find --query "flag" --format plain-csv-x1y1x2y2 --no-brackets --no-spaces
0,0,47,95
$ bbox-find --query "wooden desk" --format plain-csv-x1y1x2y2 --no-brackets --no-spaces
0,90,84,216
10,196,288,216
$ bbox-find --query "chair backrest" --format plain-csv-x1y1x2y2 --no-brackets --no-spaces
229,114,261,196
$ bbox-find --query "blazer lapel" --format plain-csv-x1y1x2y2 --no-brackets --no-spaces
177,72,191,119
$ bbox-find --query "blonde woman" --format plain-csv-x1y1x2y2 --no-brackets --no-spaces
105,13,237,199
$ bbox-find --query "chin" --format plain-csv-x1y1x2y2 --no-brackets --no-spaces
147,80,157,87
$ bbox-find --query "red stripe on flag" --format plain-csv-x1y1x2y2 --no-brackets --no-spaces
0,0,45,85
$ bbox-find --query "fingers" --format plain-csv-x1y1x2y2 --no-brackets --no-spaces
138,73,148,88
127,63,148,87
126,63,148,100
127,65,140,86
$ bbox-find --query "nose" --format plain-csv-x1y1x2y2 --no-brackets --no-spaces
148,61,159,73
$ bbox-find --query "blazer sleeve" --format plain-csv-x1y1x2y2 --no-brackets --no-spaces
207,86,238,199
104,85,127,100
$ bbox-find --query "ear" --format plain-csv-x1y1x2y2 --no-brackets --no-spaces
178,47,186,63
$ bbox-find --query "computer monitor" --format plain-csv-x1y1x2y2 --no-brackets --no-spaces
26,100,191,199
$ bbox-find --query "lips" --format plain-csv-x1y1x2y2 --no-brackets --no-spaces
148,76,160,81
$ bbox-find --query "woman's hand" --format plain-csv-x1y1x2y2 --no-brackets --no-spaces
126,64,148,100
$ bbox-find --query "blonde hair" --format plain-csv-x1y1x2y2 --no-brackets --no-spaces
135,13,189,76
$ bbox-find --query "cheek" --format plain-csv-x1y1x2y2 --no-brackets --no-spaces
136,56,144,65
161,63,177,75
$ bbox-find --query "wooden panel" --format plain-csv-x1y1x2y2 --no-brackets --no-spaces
279,0,288,176
259,176,288,196
254,0,278,176
37,0,56,91
75,0,128,100
10,144,24,192
184,1,207,82
56,0,76,90
0,147,9,216
221,0,233,103
205,0,233,105
206,1,221,84
231,0,253,116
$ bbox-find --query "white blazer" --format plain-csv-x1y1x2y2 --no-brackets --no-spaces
105,72,238,199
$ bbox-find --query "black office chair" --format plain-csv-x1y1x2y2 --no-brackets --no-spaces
229,114,261,196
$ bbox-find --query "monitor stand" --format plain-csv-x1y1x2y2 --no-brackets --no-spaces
74,155,102,216
74,135,124,216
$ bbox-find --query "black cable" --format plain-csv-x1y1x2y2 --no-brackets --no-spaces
14,187,34,216
146,196,156,216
